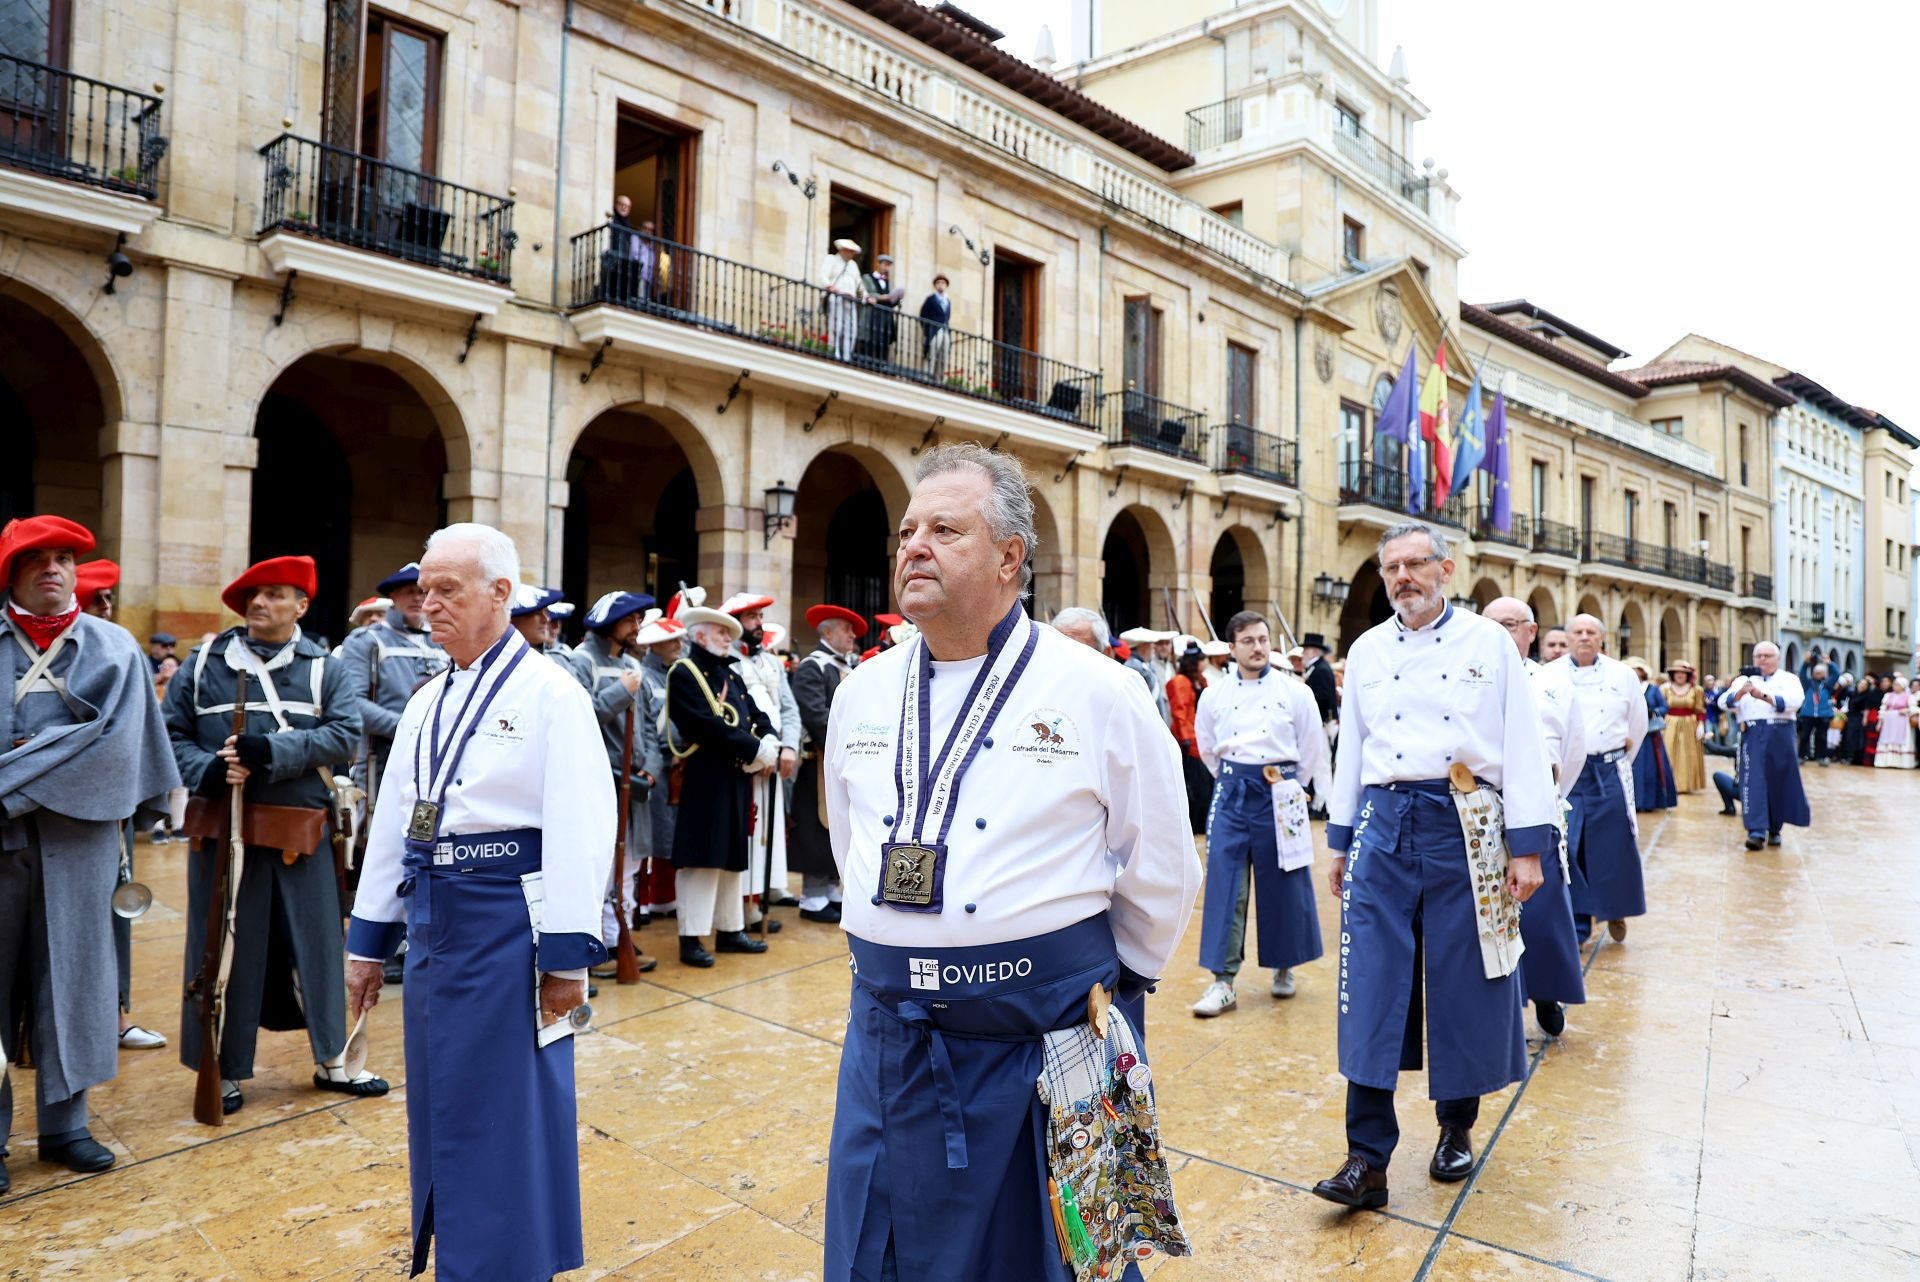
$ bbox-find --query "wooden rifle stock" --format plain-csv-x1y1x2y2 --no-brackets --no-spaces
613,698,640,984
191,669,248,1126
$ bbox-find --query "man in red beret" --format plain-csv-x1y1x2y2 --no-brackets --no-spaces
791,604,866,923
163,555,381,1114
75,559,118,620
0,517,180,1189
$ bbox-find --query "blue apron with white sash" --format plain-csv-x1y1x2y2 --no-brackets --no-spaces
1565,749,1645,923
1516,824,1585,1007
1197,760,1322,974
1736,720,1810,835
1337,782,1528,1101
826,912,1149,1282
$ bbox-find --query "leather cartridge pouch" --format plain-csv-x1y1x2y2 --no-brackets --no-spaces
182,797,328,857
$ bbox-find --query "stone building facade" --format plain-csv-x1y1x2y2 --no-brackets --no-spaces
1,0,1780,668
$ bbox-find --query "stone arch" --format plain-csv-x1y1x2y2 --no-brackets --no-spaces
0,273,128,427
1098,502,1180,635
556,380,732,513
1470,576,1504,611
792,442,910,629
1025,484,1067,619
1207,525,1275,640
1658,606,1686,672
1337,558,1391,656
0,281,120,539
1619,599,1649,661
1576,593,1604,624
1783,641,1800,671
1526,586,1559,631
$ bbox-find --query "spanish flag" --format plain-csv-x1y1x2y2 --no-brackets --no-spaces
1417,346,1455,507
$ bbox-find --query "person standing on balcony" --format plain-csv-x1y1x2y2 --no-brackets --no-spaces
820,238,868,362
918,272,953,374
858,252,906,365
1553,614,1646,944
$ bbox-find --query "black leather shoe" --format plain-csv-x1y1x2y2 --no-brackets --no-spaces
1430,1127,1474,1182
715,930,769,954
1745,833,1765,850
222,1083,244,1115
0,1154,11,1194
800,904,844,924
679,938,716,968
1720,803,1737,815
772,895,801,908
1312,1154,1387,1209
40,1135,115,1173
1767,831,1782,847
1534,999,1566,1037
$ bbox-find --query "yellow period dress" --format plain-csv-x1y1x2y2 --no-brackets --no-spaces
1662,682,1707,793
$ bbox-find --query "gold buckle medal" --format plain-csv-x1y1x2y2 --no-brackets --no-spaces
880,841,942,908
407,801,440,842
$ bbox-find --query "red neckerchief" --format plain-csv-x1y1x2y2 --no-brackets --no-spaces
7,601,79,651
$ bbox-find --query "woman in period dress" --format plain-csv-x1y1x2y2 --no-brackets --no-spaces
1166,645,1215,834
1874,675,1915,769
1661,660,1707,794
1864,675,1893,762
1627,658,1677,811
1840,674,1879,764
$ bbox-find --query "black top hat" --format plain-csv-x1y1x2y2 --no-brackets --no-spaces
1301,632,1328,650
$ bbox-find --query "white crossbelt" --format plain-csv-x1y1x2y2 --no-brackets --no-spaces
8,621,83,713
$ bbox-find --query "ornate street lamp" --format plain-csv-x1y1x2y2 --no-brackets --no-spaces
763,480,797,547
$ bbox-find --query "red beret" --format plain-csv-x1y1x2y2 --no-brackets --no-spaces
1113,640,1132,662
222,555,318,616
805,604,869,638
874,613,904,628
74,558,121,605
0,515,96,578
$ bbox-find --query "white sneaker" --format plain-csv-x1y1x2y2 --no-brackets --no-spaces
1270,968,1297,999
118,1025,167,1049
1191,980,1237,1018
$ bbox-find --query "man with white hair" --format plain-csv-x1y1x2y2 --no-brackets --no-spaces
824,443,1200,1280
792,603,867,923
665,594,778,967
1718,641,1809,850
345,522,614,1282
1050,605,1112,655
1482,597,1586,1037
723,592,802,930
1552,613,1646,943
1313,523,1553,1210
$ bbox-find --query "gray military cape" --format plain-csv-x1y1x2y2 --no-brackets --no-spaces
0,606,180,1104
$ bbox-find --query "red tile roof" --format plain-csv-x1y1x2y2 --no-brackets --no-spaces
1461,302,1649,398
1617,360,1795,408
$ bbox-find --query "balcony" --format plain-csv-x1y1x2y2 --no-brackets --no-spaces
1337,459,1470,528
1745,573,1773,602
1185,96,1245,153
256,134,516,314
1580,535,1736,590
1801,601,1827,627
0,53,166,234
1330,123,1431,214
567,223,1103,439
1471,505,1527,547
1100,389,1206,463
1212,425,1296,487
1529,519,1581,558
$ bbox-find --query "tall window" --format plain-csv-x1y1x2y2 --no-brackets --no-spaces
1530,460,1548,520
1738,422,1750,486
615,108,699,245
1227,342,1256,426
991,251,1041,396
1580,476,1596,538
1335,100,1362,138
1369,375,1404,506
1338,400,1365,493
828,186,892,263
0,0,70,64
1122,297,1162,399
1740,526,1751,577
362,12,442,172
1697,512,1710,550
1663,501,1678,550
1342,216,1365,265
1623,489,1639,544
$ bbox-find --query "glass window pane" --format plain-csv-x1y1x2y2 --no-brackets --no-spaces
384,28,431,173
0,0,53,64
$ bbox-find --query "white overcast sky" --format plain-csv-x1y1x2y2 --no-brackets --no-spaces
965,0,1916,425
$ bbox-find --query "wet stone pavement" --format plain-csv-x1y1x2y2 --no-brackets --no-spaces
5,763,1918,1280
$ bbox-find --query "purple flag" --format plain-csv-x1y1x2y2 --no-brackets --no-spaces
1487,393,1512,533
1375,346,1421,512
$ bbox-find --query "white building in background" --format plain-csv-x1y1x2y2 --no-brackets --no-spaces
1773,376,1866,674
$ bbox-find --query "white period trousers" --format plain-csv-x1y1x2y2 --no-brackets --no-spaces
827,294,860,361
599,805,649,945
676,866,746,937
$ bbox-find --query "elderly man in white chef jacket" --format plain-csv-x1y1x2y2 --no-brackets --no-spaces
1550,613,1647,944
1313,523,1555,1212
1188,608,1331,1019
1717,640,1809,850
1483,597,1587,1038
823,443,1200,1282
345,523,613,1282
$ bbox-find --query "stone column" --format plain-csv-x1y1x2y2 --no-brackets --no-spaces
154,265,244,638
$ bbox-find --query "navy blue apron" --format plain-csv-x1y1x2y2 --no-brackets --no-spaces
825,912,1148,1282
1337,783,1527,1101
1565,751,1645,922
1632,728,1677,811
1197,760,1322,974
400,830,583,1282
1517,829,1585,1006
1737,721,1811,835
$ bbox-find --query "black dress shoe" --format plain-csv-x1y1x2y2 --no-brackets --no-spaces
1534,999,1566,1037
1767,831,1782,847
1312,1154,1388,1209
715,930,770,954
0,1154,11,1194
1720,803,1737,816
222,1083,244,1115
40,1136,116,1173
772,895,801,908
679,938,716,968
800,904,844,924
1745,833,1765,850
1430,1127,1474,1182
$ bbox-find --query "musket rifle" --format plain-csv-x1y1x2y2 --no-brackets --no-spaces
190,668,248,1126
612,696,641,984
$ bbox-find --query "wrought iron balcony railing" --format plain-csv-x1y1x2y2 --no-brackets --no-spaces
1211,425,1297,487
1331,122,1430,213
258,134,516,283
1471,505,1527,546
1745,572,1773,601
1100,390,1206,461
1579,535,1735,588
0,53,165,198
568,223,1103,428
1185,96,1246,152
1705,562,1735,592
1529,519,1581,558
1338,458,1406,510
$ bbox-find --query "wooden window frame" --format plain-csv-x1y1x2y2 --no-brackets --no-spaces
615,104,700,247
1121,294,1162,399
827,183,893,261
1342,216,1365,264
364,9,444,174
1226,341,1257,427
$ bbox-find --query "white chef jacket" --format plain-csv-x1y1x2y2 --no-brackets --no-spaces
1193,664,1332,799
1719,668,1804,725
1525,657,1586,799
1326,604,1558,855
350,626,615,975
1554,653,1647,758
826,615,1200,981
